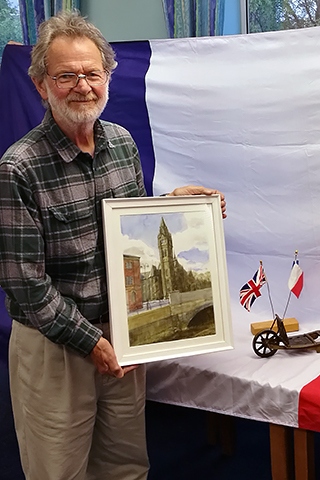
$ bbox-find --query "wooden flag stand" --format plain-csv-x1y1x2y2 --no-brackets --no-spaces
251,317,299,336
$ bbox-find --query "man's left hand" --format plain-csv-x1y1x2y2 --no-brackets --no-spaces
168,185,227,219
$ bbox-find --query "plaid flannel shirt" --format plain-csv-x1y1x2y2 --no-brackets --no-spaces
0,110,146,356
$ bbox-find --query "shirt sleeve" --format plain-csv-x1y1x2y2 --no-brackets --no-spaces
0,160,102,357
132,141,147,198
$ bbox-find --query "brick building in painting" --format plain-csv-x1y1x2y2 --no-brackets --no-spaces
123,254,143,312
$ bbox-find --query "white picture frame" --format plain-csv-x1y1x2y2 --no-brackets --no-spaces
102,195,233,366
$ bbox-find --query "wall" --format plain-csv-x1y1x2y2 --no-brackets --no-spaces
81,0,168,41
81,0,242,42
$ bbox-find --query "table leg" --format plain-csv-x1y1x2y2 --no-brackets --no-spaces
269,423,294,480
206,412,236,456
218,414,235,456
206,411,219,446
293,428,315,480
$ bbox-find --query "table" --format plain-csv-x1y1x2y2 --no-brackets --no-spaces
146,318,320,480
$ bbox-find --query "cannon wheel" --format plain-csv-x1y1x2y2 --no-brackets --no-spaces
252,329,279,358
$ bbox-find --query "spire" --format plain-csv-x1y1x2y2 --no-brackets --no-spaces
159,217,169,236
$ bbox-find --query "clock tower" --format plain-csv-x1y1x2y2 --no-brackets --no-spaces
158,217,175,298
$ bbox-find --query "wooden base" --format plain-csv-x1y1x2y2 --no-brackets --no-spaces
251,317,299,336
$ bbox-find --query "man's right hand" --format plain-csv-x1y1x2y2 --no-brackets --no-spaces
90,337,137,377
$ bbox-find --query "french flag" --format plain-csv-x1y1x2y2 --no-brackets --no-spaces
2,29,320,433
288,259,304,298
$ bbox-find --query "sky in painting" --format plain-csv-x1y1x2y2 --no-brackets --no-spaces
121,210,212,273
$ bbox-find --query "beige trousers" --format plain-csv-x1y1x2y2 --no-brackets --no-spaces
9,321,149,480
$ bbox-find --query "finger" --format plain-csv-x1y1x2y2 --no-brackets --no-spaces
122,365,139,375
98,360,124,378
109,364,124,378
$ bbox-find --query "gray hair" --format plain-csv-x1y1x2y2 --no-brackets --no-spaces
28,10,117,80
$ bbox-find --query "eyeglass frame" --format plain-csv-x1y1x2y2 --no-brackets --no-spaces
46,70,109,89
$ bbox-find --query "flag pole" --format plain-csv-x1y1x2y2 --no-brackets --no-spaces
282,250,298,319
261,260,275,318
282,292,292,320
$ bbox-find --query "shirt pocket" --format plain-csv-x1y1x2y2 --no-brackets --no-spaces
45,200,97,261
48,203,92,223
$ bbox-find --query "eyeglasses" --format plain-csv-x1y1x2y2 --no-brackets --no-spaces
46,70,108,89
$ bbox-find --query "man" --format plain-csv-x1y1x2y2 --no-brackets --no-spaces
0,11,226,480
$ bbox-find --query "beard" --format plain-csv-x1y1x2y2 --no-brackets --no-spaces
46,87,109,125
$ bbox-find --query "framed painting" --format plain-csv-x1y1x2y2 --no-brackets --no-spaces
102,195,233,366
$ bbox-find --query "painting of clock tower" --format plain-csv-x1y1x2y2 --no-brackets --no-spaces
158,217,175,298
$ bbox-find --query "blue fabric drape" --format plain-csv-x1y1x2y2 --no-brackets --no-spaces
45,0,80,17
19,0,43,45
162,0,225,38
19,0,81,45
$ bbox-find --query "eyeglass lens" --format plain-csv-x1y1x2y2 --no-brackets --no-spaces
56,71,107,88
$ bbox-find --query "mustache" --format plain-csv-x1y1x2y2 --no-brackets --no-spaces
67,93,98,102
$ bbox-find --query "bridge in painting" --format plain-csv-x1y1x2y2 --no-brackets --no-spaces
128,288,215,346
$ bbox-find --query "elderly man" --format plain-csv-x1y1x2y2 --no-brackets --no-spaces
0,11,226,480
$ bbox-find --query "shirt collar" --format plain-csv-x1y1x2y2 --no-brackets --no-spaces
94,119,109,154
42,109,108,162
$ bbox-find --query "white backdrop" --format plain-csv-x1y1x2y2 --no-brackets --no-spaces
147,26,320,333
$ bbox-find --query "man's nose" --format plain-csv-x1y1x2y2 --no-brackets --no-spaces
73,76,92,94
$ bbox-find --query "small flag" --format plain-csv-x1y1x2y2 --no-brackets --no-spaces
288,256,303,298
240,264,267,312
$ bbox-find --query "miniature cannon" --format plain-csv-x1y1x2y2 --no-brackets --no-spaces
252,314,320,358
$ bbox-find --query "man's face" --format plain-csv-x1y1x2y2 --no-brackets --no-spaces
34,36,109,125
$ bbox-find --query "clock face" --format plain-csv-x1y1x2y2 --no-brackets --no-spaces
160,239,166,245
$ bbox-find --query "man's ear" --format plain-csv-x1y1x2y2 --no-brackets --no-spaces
32,77,49,101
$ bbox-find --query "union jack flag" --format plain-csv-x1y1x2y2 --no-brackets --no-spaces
240,264,267,312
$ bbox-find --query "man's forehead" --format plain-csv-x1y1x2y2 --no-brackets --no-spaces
46,36,103,69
